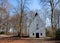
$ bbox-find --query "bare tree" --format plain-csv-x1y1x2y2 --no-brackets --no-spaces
0,0,13,34
49,0,60,37
12,0,30,37
39,0,60,37
0,7,9,34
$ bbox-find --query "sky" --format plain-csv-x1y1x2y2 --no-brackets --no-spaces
8,0,41,10
8,0,59,27
28,0,41,10
8,0,51,27
8,0,17,7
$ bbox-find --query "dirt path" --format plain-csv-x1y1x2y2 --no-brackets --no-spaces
0,37,60,43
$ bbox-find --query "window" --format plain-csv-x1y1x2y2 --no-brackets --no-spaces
33,33,34,35
36,27,39,30
36,24,39,30
37,24,38,26
40,33,42,36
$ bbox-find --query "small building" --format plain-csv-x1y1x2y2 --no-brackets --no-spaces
28,13,46,38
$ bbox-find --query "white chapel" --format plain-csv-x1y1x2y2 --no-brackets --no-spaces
28,13,46,38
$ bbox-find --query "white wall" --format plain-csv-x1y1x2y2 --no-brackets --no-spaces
28,15,46,38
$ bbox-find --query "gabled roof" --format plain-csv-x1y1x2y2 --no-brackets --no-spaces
29,12,45,27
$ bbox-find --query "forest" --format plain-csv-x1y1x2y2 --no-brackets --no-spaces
0,0,60,38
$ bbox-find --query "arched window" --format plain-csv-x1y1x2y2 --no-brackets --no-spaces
40,33,42,36
33,33,34,35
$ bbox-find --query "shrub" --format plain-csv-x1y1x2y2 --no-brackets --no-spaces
56,28,60,38
46,29,50,36
0,31,5,34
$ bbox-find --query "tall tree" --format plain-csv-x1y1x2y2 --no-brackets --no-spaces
49,0,60,37
15,0,30,37
39,0,60,37
0,0,12,34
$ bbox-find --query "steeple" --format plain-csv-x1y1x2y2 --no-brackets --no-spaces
35,12,38,17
